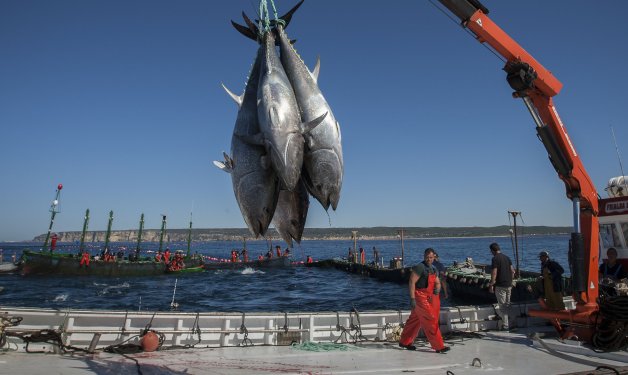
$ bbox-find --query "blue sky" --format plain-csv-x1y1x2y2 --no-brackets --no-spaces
1,0,627,242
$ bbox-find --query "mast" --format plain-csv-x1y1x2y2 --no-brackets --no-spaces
158,214,167,252
351,230,358,261
103,210,114,254
135,213,144,258
397,228,406,267
186,212,193,258
43,183,63,253
79,209,90,252
508,211,521,278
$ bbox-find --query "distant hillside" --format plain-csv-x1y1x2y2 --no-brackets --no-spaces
33,226,572,243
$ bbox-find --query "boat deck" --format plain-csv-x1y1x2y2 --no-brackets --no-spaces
2,327,627,375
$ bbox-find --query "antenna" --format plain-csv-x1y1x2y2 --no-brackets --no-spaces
611,126,627,180
170,278,179,310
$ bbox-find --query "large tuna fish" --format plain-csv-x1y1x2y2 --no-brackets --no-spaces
272,178,309,246
214,47,279,237
255,30,325,191
276,25,344,211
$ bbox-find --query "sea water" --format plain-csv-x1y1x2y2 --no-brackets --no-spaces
0,235,573,312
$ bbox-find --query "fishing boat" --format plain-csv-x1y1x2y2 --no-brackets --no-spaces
307,230,412,283
2,298,627,375
444,211,565,304
20,208,203,277
202,255,291,270
599,176,628,271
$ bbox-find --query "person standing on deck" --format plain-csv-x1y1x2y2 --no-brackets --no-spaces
599,247,626,281
373,247,380,267
359,247,365,265
164,248,171,264
241,248,249,263
488,242,515,331
398,248,450,353
275,245,282,257
347,247,354,263
537,251,565,310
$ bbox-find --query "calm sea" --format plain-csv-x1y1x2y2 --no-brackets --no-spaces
0,235,572,312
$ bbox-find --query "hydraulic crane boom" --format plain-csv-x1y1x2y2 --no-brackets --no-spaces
437,0,600,341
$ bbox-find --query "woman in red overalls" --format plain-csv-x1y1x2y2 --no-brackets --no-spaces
398,248,450,353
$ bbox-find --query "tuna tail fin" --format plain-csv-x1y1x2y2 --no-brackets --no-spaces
231,19,257,41
221,83,242,107
301,111,328,134
311,56,320,83
233,0,304,42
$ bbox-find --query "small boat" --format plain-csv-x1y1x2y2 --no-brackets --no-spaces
444,258,549,303
444,211,573,304
20,250,204,277
166,265,205,274
203,256,291,270
0,261,19,273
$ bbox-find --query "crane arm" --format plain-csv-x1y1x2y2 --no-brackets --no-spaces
436,0,601,340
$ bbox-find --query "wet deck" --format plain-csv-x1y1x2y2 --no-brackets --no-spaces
2,328,626,375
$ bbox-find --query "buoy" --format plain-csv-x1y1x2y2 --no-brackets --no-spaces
141,331,160,352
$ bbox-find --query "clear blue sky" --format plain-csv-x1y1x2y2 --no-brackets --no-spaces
1,0,627,242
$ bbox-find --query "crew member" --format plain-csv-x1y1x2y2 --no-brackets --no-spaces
241,248,249,263
488,242,515,331
538,251,565,310
79,250,90,267
599,247,626,281
347,247,354,263
306,255,313,264
266,249,273,259
275,245,282,257
373,247,380,267
284,248,290,257
359,247,365,265
154,250,163,262
398,248,449,353
164,248,171,264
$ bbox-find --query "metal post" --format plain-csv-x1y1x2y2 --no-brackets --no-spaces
397,229,405,268
508,211,521,278
351,231,358,262
103,211,114,254
79,209,90,252
43,184,63,253
186,212,193,258
158,215,167,252
135,213,144,259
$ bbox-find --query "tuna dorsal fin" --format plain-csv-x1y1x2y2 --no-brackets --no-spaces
221,83,242,107
213,158,232,173
301,111,328,134
311,56,320,83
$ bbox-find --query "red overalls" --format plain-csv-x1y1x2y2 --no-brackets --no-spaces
80,252,90,267
399,271,445,351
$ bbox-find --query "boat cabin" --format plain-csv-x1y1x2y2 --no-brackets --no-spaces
598,176,628,270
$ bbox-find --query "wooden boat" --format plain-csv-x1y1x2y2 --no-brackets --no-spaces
203,256,291,270
444,212,571,304
20,250,204,277
166,265,204,274
307,257,412,284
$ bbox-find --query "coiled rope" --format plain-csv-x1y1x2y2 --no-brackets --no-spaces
592,294,628,351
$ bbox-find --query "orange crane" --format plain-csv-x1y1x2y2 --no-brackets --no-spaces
436,0,600,342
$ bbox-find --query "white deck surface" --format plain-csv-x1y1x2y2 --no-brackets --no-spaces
2,329,626,375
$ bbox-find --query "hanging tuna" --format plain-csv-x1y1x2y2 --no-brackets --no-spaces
218,0,343,243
